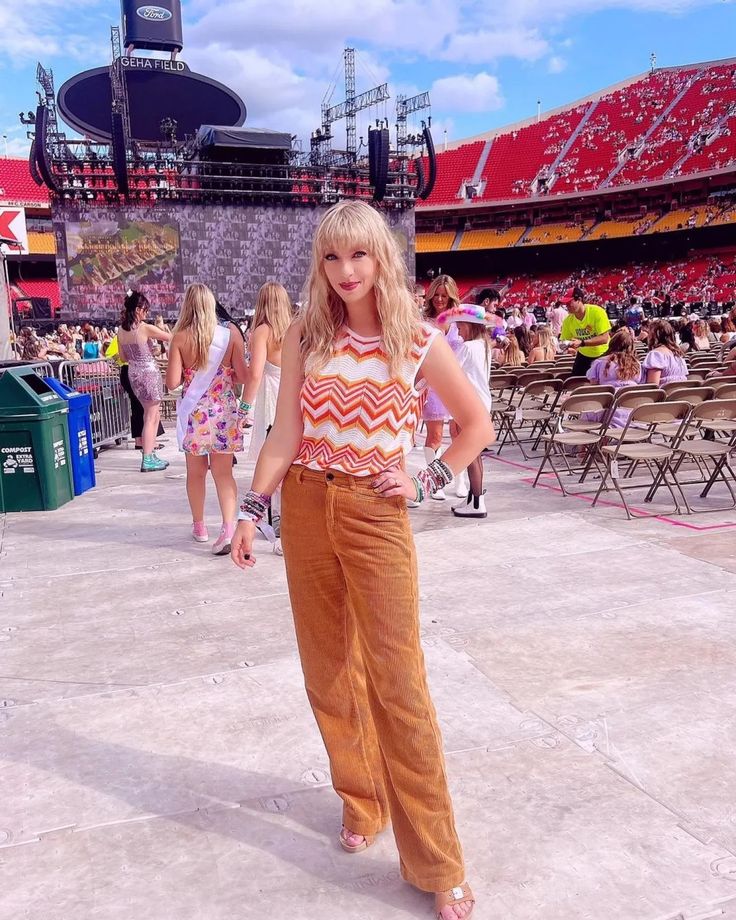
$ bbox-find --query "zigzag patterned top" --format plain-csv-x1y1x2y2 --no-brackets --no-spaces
296,323,440,476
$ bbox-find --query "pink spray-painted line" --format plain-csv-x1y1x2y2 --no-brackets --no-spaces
486,452,736,532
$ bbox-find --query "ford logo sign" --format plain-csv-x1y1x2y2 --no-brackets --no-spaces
136,5,172,21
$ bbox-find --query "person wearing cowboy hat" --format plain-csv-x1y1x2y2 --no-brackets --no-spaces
437,305,496,518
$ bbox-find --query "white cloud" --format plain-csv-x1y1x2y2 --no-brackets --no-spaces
0,0,103,65
441,27,549,64
0,0,730,155
547,55,568,73
430,73,504,113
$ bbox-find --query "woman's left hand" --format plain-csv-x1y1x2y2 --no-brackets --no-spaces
372,466,418,500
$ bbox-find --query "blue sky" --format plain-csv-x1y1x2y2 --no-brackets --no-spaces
1,0,735,157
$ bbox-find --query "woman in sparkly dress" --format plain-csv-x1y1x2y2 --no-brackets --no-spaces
117,291,172,472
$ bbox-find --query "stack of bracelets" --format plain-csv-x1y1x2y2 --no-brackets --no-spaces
237,459,453,524
412,458,453,504
238,491,271,523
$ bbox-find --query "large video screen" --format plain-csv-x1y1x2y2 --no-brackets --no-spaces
63,217,182,314
53,202,415,320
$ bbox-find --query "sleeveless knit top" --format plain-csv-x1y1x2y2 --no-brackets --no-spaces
295,323,440,476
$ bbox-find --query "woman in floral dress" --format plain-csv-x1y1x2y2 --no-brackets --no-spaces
166,283,248,554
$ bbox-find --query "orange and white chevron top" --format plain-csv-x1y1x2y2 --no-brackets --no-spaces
295,323,440,476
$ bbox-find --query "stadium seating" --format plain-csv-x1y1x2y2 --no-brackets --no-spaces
710,202,736,225
417,60,736,208
0,158,49,206
26,231,56,255
418,142,485,205
455,247,736,308
584,216,654,240
458,227,526,250
521,221,594,245
647,205,714,233
479,108,588,200
552,69,696,194
415,232,456,252
12,279,61,311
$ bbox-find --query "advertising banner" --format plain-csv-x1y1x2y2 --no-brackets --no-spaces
0,207,29,256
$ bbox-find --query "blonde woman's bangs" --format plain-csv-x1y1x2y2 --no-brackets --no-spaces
314,206,377,261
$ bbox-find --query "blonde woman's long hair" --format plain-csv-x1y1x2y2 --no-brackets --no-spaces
252,282,292,348
504,335,525,367
425,274,460,319
536,325,557,359
174,283,217,370
300,201,421,372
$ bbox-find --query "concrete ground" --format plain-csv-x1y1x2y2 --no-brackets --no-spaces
1,428,736,920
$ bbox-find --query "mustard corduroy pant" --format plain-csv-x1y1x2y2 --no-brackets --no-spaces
280,465,465,892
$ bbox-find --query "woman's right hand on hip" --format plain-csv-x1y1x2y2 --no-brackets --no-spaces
231,521,256,569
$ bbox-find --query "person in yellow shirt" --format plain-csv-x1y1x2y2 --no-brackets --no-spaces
559,286,612,375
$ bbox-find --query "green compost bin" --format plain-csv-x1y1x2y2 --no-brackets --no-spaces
0,367,74,512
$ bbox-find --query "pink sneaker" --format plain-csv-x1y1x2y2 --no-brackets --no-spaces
212,523,235,556
192,521,209,543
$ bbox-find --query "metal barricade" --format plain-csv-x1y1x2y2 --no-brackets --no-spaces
0,360,55,378
58,359,131,454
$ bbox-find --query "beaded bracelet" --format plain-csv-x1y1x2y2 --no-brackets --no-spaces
411,476,425,503
415,458,453,500
238,490,271,523
239,400,253,413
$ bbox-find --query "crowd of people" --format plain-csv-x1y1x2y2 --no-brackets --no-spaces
499,248,736,310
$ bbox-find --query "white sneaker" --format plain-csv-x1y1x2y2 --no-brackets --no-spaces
407,499,421,509
455,469,469,498
452,494,487,518
431,488,447,501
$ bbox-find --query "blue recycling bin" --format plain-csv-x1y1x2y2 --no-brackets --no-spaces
43,377,96,495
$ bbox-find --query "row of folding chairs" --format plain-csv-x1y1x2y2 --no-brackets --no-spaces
531,388,736,518
493,374,734,459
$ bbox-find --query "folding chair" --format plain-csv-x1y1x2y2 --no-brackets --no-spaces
496,378,563,459
667,399,736,513
601,387,666,445
712,382,736,399
661,379,701,395
591,401,692,519
532,391,614,495
489,372,519,425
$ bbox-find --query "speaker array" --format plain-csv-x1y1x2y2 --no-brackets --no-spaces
368,126,390,202
418,125,436,201
111,111,130,197
34,105,61,195
28,139,44,187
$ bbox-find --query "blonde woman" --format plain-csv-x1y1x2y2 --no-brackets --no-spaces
528,325,557,364
502,335,526,367
241,282,292,459
422,273,461,500
231,201,491,919
166,283,248,554
240,281,292,554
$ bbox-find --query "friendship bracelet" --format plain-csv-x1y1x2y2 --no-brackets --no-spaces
415,458,454,498
411,476,425,503
239,400,253,413
238,490,271,523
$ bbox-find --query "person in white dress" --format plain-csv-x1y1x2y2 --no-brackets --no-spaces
240,281,293,552
438,305,496,518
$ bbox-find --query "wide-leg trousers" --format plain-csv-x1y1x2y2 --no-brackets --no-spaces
280,464,465,892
